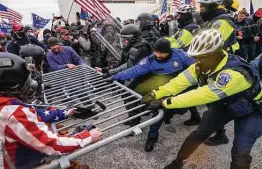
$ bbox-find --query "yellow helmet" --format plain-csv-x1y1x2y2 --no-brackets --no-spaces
222,0,239,12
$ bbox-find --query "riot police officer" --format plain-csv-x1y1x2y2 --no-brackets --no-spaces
96,24,153,76
136,13,161,46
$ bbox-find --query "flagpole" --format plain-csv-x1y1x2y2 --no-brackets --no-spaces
67,0,75,22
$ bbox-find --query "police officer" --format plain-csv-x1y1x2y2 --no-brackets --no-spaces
164,5,201,126
192,0,240,146
166,5,199,51
96,24,152,76
142,29,262,169
136,12,161,46
108,38,201,151
194,0,239,54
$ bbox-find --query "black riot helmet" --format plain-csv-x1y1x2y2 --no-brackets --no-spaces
0,52,38,100
136,12,154,28
19,44,45,70
120,24,142,49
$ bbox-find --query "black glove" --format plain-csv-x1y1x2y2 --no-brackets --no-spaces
104,77,113,83
141,93,156,104
72,107,98,119
44,82,52,90
101,67,109,73
147,99,164,110
72,125,96,134
103,73,109,78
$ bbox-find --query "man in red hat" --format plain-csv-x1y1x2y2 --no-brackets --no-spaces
7,23,46,55
7,23,31,55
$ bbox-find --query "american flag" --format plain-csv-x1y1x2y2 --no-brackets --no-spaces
75,0,111,20
173,0,182,9
159,0,168,23
185,0,196,7
0,3,23,23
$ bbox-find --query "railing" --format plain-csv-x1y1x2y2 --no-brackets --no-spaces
36,65,164,169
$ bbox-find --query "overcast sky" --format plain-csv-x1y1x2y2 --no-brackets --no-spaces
1,0,60,24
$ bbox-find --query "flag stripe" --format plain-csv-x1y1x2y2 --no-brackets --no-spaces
0,3,23,23
75,0,110,20
75,0,103,20
173,0,182,9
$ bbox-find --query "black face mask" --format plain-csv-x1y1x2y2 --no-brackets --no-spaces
200,3,219,22
16,32,26,38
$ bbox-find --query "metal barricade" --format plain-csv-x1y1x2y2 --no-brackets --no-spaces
37,65,164,169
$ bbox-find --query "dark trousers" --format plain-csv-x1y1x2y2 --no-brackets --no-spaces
148,108,189,139
175,103,262,169
247,44,257,62
237,44,248,61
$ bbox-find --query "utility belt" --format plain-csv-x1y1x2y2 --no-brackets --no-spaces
226,98,262,119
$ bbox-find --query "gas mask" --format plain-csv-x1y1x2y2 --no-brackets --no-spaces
20,74,38,101
120,35,133,49
104,26,115,42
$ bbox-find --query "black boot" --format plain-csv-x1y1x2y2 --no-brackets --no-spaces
145,137,158,152
183,116,201,126
204,129,229,146
164,159,183,169
123,117,141,127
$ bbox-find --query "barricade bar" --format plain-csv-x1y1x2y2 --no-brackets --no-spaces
40,65,164,169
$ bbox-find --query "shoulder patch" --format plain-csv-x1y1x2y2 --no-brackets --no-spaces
140,58,147,65
216,72,232,88
173,61,179,67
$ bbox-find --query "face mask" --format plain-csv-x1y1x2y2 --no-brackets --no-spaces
16,31,25,38
120,35,133,49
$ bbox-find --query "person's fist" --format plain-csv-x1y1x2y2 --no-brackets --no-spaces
89,129,103,143
66,64,76,69
254,36,260,42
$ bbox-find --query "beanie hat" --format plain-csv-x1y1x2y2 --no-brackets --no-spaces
47,37,60,47
255,8,262,18
43,29,52,36
24,26,33,33
153,38,171,53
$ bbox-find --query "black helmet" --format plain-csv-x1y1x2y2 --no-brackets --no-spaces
0,52,30,90
0,52,38,100
120,24,141,49
19,44,45,68
136,12,154,28
47,37,60,47
120,24,141,37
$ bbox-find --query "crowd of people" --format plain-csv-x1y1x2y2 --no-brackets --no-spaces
1,0,262,168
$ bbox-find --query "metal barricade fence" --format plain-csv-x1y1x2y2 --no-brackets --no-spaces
37,65,164,169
